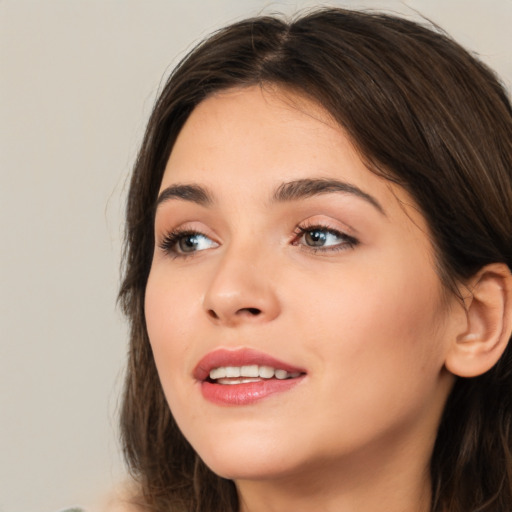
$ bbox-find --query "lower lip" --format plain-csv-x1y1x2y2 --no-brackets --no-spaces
200,377,304,406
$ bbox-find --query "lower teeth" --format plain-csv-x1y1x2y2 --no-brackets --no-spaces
214,376,298,385
216,377,261,385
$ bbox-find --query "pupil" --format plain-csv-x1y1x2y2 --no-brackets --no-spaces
179,235,199,252
306,230,326,246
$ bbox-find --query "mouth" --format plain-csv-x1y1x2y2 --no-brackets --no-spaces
194,348,306,405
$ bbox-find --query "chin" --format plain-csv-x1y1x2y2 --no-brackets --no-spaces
204,454,295,482
190,430,299,481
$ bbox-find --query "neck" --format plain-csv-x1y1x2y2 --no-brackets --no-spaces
236,430,434,512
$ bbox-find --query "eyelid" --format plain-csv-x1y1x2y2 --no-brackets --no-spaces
293,216,358,238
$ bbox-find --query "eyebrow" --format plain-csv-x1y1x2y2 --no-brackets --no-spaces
156,178,385,215
272,178,385,215
156,183,213,207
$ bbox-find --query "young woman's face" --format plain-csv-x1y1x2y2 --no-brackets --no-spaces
145,86,458,484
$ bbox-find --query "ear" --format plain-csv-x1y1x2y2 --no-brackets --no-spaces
445,263,512,378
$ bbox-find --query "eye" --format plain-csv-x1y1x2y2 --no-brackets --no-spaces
293,224,358,252
160,229,218,256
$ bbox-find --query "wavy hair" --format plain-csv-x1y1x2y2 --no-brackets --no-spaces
119,8,512,511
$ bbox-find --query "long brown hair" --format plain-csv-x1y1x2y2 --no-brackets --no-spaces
119,8,512,511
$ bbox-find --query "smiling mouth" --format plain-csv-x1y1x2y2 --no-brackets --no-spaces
208,364,303,384
195,348,306,405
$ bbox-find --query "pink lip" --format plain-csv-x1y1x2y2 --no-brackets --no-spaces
194,348,306,406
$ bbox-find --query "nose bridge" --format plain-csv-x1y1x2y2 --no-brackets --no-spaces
202,235,280,325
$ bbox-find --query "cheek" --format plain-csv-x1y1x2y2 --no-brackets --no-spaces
292,270,449,452
144,267,201,394
296,249,448,393
145,258,212,336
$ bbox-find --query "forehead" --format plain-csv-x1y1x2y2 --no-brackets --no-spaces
164,86,376,192
161,86,420,221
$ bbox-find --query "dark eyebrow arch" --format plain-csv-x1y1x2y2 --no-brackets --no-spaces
156,184,213,208
272,178,385,215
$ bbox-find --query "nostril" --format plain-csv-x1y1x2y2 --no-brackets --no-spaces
206,306,263,322
207,309,220,320
243,307,261,316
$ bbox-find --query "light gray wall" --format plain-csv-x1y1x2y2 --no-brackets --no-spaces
1,1,510,511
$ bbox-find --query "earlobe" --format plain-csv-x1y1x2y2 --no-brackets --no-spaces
445,263,512,378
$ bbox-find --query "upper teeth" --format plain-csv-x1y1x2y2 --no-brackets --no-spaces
209,365,300,380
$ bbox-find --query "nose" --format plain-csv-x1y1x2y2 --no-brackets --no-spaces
202,246,281,326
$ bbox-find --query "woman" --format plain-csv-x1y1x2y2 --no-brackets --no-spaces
118,7,512,512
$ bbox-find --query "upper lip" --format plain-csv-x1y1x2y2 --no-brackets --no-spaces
193,348,306,381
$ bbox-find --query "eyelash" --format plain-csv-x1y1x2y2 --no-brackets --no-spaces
158,223,359,258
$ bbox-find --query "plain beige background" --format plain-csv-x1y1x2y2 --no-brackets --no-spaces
1,1,510,511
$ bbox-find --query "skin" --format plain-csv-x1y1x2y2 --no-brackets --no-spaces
145,85,465,512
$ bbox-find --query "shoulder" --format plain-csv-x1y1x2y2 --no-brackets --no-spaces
93,479,145,512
